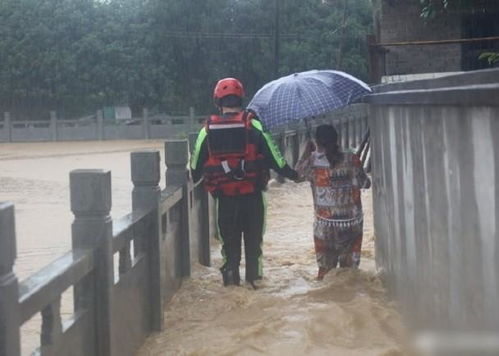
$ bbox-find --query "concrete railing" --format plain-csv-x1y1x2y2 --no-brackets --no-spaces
365,68,499,351
273,103,369,163
0,109,206,143
0,104,369,145
0,140,214,356
0,107,367,356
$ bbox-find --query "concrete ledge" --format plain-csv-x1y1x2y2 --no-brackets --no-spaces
373,68,499,93
365,83,499,107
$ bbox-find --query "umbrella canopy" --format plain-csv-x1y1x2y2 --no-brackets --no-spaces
248,69,371,130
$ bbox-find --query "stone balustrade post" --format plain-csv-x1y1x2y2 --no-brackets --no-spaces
50,111,58,141
358,116,363,147
352,117,356,148
188,107,195,135
0,202,21,356
187,132,212,266
199,189,211,267
96,110,104,141
165,140,189,187
142,108,150,140
4,112,12,142
351,115,357,148
70,170,113,356
132,151,161,211
344,117,350,149
359,116,364,142
165,140,191,277
337,117,343,148
359,117,366,144
291,131,300,167
131,151,163,331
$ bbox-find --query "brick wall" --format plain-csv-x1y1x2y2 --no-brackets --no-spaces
376,0,462,75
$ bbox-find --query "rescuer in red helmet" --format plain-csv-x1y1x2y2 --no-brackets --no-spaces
190,77,298,289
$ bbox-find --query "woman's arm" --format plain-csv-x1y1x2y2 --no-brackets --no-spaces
294,141,315,183
353,154,371,189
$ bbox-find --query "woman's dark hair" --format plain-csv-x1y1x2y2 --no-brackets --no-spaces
315,124,342,168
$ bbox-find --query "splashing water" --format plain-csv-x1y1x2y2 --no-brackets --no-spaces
137,183,408,356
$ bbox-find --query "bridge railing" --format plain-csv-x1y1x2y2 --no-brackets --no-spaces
0,109,206,143
276,103,369,170
0,107,367,356
0,140,213,356
365,68,499,347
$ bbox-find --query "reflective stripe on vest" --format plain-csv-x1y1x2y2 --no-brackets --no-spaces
208,123,246,130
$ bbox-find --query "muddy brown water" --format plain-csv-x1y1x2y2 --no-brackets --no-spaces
136,181,408,355
0,141,408,356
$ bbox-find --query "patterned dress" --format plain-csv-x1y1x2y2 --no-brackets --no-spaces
296,150,370,278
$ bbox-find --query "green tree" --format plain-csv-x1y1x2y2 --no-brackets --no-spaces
0,0,374,118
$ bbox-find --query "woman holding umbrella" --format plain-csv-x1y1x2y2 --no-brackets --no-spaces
295,124,371,280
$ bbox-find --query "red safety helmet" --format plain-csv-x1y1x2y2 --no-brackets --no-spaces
213,78,245,105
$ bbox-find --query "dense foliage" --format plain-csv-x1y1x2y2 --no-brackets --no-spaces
0,0,373,119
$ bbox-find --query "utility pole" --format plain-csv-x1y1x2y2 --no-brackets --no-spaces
273,0,280,79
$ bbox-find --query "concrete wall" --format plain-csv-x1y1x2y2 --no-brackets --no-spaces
374,0,462,76
366,68,499,345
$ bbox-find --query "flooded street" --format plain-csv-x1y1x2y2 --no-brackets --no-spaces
137,183,407,355
1,141,407,356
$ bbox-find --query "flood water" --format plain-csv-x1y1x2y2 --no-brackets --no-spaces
137,180,408,354
0,141,407,356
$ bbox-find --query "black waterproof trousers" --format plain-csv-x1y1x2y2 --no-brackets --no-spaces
216,192,265,284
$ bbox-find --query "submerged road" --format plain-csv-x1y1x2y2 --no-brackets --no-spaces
137,182,407,356
0,141,407,356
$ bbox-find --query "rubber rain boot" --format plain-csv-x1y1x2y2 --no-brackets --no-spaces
221,266,240,286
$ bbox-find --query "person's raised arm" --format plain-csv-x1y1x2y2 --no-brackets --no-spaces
251,119,298,181
353,154,371,189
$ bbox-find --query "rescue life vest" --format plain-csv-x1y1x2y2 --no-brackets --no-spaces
203,111,269,196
